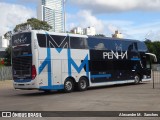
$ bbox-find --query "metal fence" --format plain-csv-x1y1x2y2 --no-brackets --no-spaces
152,64,160,89
0,66,12,80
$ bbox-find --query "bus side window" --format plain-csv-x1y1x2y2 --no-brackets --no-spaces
47,35,69,48
88,38,108,50
146,56,151,69
37,34,46,47
94,43,106,50
146,61,151,69
138,42,148,52
70,37,88,49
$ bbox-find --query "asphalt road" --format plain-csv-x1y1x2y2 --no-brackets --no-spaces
0,80,160,120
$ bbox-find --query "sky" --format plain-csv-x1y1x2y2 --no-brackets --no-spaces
0,0,160,41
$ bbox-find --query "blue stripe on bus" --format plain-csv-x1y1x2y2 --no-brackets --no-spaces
68,49,89,77
91,74,112,78
40,85,64,90
14,79,32,83
47,48,52,87
56,48,63,53
131,58,140,61
38,48,52,87
43,33,52,88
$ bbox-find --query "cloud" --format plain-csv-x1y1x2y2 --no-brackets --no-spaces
124,21,160,40
70,0,160,13
17,0,38,5
67,10,131,37
0,2,35,35
67,10,105,34
19,0,38,3
0,0,39,5
67,10,160,40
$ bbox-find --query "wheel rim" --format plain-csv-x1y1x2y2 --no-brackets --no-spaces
80,80,87,89
65,81,72,91
135,76,139,83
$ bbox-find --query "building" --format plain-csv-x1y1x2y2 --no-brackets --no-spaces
83,27,96,36
38,0,64,32
71,27,83,34
0,36,9,52
71,26,96,36
112,30,123,38
0,36,10,60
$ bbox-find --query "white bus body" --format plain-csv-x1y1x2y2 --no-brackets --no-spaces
12,30,155,92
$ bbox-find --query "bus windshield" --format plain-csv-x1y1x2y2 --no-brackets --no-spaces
12,32,32,80
12,32,31,57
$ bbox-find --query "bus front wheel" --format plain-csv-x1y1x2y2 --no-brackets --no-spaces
77,77,88,91
134,75,140,84
64,78,74,93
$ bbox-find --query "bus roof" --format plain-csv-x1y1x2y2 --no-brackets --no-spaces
13,30,143,43
88,36,141,43
32,30,88,38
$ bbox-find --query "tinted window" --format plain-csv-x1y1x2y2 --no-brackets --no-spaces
88,38,113,50
120,41,138,52
37,34,69,48
88,37,140,52
12,33,31,46
70,37,88,49
37,34,46,47
12,33,31,57
138,42,148,52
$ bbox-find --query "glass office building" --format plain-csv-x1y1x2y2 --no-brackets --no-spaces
38,0,64,32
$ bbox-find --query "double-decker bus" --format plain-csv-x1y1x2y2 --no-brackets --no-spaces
11,30,157,92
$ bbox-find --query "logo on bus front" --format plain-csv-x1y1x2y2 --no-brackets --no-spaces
14,37,27,45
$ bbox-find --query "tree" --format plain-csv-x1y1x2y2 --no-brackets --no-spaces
14,18,52,32
4,45,11,66
4,31,12,40
95,34,106,37
3,31,12,66
145,40,160,63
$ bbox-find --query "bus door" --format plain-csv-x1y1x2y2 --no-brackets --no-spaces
141,54,151,76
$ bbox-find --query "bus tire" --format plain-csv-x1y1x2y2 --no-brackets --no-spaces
64,78,74,93
78,77,88,91
134,75,140,84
